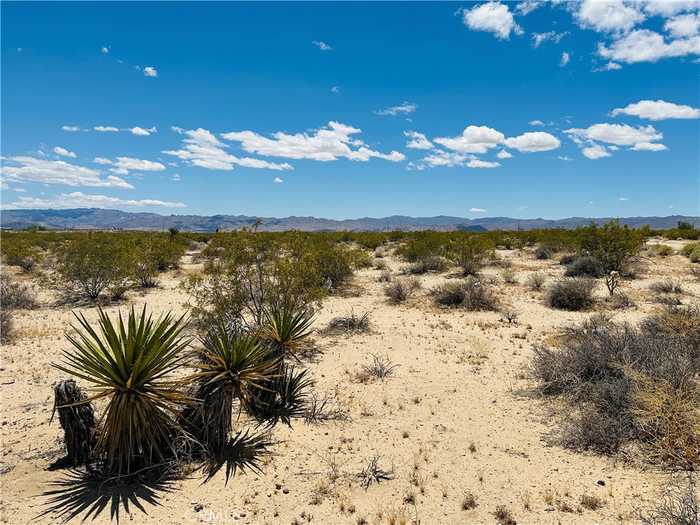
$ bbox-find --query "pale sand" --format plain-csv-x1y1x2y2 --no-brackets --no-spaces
1,242,697,524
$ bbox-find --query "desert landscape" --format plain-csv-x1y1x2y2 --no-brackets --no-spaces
0,224,698,525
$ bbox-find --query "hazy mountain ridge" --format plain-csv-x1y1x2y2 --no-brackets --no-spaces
1,208,698,232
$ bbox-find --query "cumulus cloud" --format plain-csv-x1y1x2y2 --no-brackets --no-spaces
404,131,433,150
497,149,513,159
461,1,523,40
129,126,157,136
582,143,612,159
106,157,166,175
665,12,700,37
53,146,76,158
598,29,700,63
94,125,119,132
312,40,332,51
643,0,700,17
419,150,472,168
565,123,663,146
528,120,545,126
273,177,284,183
0,156,133,188
468,159,500,168
560,51,571,66
6,192,185,209
62,125,81,132
504,131,561,152
532,31,567,47
101,46,110,54
375,102,417,116
631,141,669,151
143,66,158,77
164,127,293,170
575,0,645,33
221,121,405,163
434,125,505,154
611,99,700,120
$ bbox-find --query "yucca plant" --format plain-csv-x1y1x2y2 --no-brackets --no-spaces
245,364,313,427
53,306,190,476
187,321,279,452
259,301,315,360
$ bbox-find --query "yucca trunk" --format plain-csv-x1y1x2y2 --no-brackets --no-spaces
52,379,96,466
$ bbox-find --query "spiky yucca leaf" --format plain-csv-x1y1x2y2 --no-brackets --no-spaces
246,364,313,427
53,306,190,475
260,302,315,360
188,322,279,451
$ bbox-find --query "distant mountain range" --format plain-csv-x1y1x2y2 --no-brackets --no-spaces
1,208,698,232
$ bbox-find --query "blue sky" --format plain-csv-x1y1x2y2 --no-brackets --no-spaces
1,1,698,219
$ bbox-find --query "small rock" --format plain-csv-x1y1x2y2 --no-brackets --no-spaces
282,488,289,494
193,503,203,512
545,506,555,512
597,480,606,486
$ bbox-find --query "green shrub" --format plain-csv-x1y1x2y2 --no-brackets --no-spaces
655,244,674,257
690,247,700,263
404,256,448,275
565,256,604,278
681,243,699,258
547,278,595,310
432,277,498,311
535,246,553,260
576,221,645,274
526,272,546,290
0,274,37,309
448,236,494,276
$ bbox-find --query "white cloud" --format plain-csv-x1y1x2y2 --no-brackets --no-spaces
557,155,573,161
420,150,472,168
631,141,669,151
565,123,662,146
575,0,645,33
560,51,571,66
461,2,523,40
0,156,133,188
532,31,567,47
108,157,167,175
101,46,110,54
517,0,543,15
598,29,700,63
582,144,612,159
312,40,332,51
172,173,181,181
504,131,561,152
129,126,157,136
62,125,81,132
434,125,505,154
404,131,433,150
469,207,487,213
53,146,76,158
375,101,417,116
221,121,405,163
94,125,119,132
665,12,700,37
164,127,294,170
618,196,629,201
643,0,700,17
611,99,700,120
273,177,284,183
598,61,623,70
143,66,158,77
528,120,545,126
6,192,185,209
93,157,112,165
331,85,340,93
468,159,500,168
497,149,513,159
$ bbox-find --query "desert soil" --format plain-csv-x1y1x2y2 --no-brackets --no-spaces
1,239,697,525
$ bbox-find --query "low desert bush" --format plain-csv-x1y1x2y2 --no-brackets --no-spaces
535,246,553,260
500,268,517,284
432,278,498,311
532,309,700,467
576,221,645,274
377,270,393,283
681,243,700,258
526,272,546,291
404,256,448,275
493,505,516,525
690,248,700,263
559,253,577,265
448,236,494,276
565,256,604,278
0,308,13,344
546,278,595,311
326,311,370,333
0,274,37,309
655,244,674,257
650,279,684,295
639,473,699,525
385,278,420,304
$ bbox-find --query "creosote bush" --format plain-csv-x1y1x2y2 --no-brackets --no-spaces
432,277,498,311
565,256,604,278
546,278,595,311
535,246,553,260
448,236,494,276
0,274,37,309
532,308,700,468
526,272,546,291
650,279,684,295
385,278,420,304
655,244,674,257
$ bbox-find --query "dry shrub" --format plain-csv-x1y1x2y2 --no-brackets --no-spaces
0,274,37,309
493,505,516,525
580,494,604,511
462,492,478,510
546,278,595,311
377,270,393,283
0,308,13,344
432,278,498,311
565,256,604,278
326,311,370,334
403,256,448,275
651,279,684,295
639,473,699,525
535,246,553,260
655,244,674,257
532,309,700,467
526,272,546,291
385,278,420,304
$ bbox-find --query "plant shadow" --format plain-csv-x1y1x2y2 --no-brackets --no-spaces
39,468,176,523
201,430,274,486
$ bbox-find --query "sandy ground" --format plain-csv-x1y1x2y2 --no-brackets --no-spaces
1,240,698,525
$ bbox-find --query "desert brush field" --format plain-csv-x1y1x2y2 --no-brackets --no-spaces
0,224,699,525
